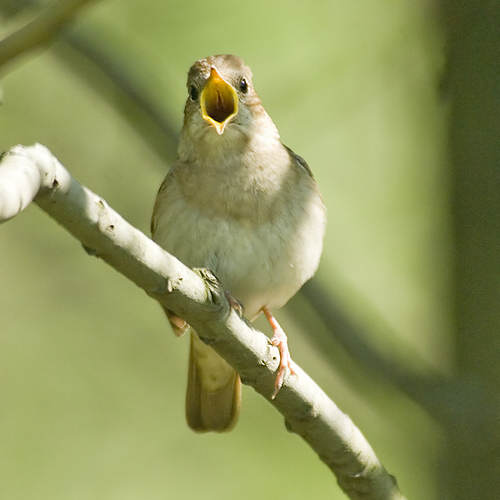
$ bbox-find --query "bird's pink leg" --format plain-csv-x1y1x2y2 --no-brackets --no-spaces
262,306,297,399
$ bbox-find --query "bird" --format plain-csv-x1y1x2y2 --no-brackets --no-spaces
151,54,326,432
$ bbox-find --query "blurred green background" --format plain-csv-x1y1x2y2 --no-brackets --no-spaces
0,1,452,499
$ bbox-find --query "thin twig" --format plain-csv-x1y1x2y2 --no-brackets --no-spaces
0,0,97,70
0,143,407,500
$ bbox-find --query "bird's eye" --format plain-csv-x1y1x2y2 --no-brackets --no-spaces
189,85,198,101
239,78,248,93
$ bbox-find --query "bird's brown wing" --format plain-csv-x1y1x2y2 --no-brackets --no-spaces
150,175,169,236
283,144,314,178
151,173,190,336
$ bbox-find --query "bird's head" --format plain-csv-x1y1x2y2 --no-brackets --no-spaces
182,55,266,141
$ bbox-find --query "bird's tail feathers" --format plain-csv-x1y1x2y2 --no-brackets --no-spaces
186,332,241,432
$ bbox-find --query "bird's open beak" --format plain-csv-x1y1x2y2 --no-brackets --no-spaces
200,67,238,135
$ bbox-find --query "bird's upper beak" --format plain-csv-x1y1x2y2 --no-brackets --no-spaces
200,66,238,135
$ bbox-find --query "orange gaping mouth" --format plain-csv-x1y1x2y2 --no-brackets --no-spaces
200,66,238,135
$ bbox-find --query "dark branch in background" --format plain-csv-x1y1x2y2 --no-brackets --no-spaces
299,281,449,419
0,0,447,418
440,0,500,497
59,26,179,161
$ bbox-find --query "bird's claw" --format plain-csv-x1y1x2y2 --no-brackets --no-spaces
225,291,244,317
263,306,296,399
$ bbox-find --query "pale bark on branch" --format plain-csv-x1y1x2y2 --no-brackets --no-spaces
0,144,405,500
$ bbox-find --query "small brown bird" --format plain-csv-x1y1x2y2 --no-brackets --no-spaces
151,55,325,432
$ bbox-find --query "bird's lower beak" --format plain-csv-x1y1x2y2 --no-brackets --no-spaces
200,67,238,135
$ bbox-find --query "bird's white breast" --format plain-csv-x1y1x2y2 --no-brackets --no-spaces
152,129,325,319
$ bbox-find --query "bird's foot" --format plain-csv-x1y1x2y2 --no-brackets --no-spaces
262,306,297,399
168,313,188,337
225,291,244,317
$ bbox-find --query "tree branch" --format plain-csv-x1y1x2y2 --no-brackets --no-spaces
0,0,97,70
0,144,406,500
